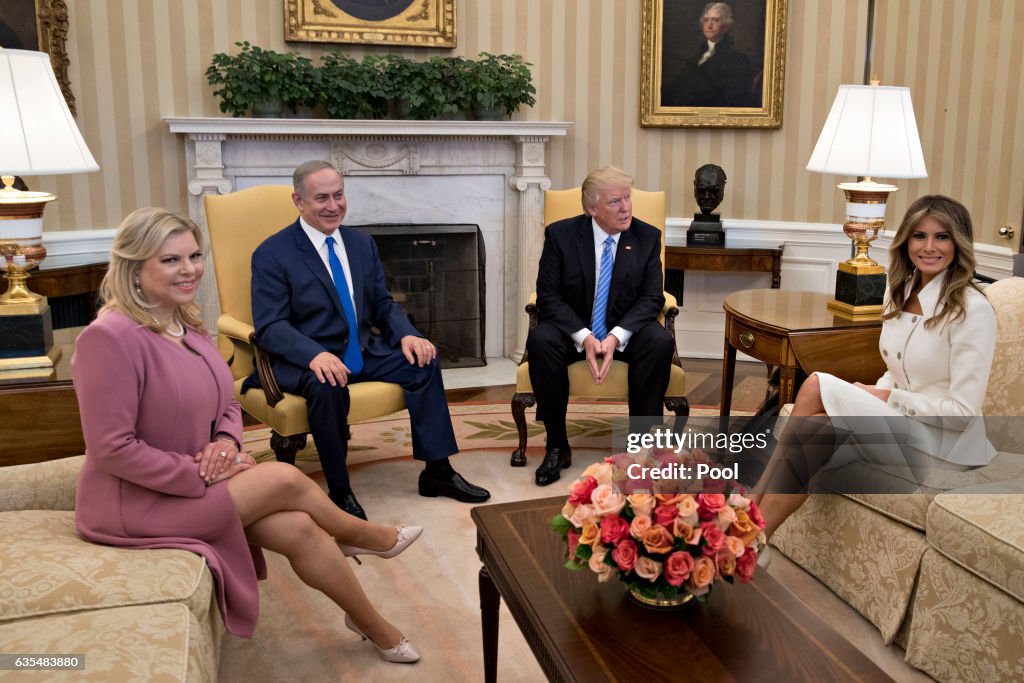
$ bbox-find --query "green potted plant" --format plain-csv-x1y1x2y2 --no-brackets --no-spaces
318,51,391,119
471,52,537,120
206,41,316,117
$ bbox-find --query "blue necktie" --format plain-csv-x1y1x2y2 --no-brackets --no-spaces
591,236,615,341
324,236,363,375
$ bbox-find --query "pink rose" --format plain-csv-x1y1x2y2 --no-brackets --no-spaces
700,522,726,556
664,551,695,586
630,514,652,540
676,495,699,525
652,504,679,527
697,493,728,519
590,484,626,517
567,529,580,558
634,556,662,582
627,493,656,518
747,500,766,529
568,476,598,505
727,492,751,510
600,515,630,545
588,548,614,582
716,550,736,577
642,525,676,555
725,535,746,558
736,548,757,583
612,539,638,571
569,504,596,529
716,505,737,530
689,556,716,589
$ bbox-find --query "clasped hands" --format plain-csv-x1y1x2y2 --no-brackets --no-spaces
195,438,255,486
309,336,436,387
583,333,619,385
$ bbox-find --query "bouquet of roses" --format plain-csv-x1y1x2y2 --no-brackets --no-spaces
550,450,766,603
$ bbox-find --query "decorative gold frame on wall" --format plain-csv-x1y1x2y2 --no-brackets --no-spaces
640,0,786,129
0,0,75,115
285,0,455,48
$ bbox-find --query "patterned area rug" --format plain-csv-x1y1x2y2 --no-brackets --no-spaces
245,402,732,466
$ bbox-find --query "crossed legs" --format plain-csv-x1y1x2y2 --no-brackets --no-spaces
227,462,406,648
751,372,831,539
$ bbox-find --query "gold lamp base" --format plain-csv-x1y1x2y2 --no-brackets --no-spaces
830,178,896,313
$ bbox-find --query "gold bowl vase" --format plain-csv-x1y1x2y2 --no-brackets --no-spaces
627,586,695,610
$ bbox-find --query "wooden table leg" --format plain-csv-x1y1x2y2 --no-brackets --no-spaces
479,566,500,683
720,335,737,418
778,365,797,406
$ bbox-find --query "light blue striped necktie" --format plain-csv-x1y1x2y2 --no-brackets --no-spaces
591,236,615,341
324,236,363,375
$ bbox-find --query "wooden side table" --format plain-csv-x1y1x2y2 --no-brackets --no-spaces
721,290,886,416
665,245,783,288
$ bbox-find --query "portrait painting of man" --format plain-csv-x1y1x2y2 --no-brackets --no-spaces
640,0,786,128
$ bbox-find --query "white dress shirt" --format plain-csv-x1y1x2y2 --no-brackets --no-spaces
571,219,632,351
299,217,358,318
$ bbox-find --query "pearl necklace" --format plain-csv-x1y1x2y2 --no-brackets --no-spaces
152,314,185,338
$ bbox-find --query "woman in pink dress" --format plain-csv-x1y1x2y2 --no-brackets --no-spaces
73,208,420,663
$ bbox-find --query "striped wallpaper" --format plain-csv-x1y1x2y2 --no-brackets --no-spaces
28,0,1024,247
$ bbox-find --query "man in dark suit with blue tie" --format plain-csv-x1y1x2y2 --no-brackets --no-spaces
526,166,675,486
248,160,490,519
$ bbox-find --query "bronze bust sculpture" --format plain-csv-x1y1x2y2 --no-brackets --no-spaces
688,164,727,246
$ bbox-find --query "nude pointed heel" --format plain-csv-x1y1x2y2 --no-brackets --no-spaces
345,614,420,664
337,525,422,559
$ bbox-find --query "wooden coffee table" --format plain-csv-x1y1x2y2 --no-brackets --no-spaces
473,497,893,683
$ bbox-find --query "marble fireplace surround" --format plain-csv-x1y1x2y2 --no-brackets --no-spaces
165,118,572,360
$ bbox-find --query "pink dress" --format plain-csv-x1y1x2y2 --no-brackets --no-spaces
72,310,266,637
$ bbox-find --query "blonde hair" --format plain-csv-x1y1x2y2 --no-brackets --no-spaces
581,166,634,212
884,194,980,329
99,208,205,333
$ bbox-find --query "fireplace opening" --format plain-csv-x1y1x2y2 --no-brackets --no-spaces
358,224,485,368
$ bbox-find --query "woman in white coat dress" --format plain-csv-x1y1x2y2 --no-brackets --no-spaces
753,195,997,539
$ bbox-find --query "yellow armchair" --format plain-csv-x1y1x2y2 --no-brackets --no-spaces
204,185,405,463
510,187,689,466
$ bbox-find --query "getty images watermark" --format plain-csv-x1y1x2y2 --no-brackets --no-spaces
623,426,771,482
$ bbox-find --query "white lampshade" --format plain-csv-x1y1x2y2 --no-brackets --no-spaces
0,49,98,175
806,84,926,179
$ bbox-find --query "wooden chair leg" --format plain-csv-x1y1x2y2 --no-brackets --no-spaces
664,396,690,434
510,392,535,467
270,431,307,466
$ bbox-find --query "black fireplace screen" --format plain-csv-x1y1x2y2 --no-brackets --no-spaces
357,224,485,368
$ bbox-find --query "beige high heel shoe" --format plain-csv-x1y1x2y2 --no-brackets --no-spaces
337,525,423,560
345,614,420,664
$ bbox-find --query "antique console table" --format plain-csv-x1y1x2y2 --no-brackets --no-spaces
665,245,783,288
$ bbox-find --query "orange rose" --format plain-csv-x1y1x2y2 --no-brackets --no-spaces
729,509,760,545
673,518,702,546
630,514,652,540
579,521,600,548
717,550,736,577
655,493,686,506
642,524,676,555
689,556,716,589
627,493,656,518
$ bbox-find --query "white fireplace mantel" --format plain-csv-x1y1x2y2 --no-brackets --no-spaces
165,117,571,359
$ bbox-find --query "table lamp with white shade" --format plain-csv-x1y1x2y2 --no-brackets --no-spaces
1,48,99,369
807,83,927,318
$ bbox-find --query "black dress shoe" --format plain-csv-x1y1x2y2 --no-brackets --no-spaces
330,491,368,520
418,470,491,503
535,447,572,486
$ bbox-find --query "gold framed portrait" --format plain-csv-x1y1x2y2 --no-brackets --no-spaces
285,0,456,48
0,0,75,115
640,0,787,128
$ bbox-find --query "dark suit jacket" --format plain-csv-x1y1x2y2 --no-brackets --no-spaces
661,34,756,108
536,214,666,340
249,219,419,392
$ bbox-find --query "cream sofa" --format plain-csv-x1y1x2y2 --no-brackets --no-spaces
0,456,223,681
772,276,1024,682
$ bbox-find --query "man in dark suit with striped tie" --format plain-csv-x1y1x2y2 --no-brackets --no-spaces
525,166,675,486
